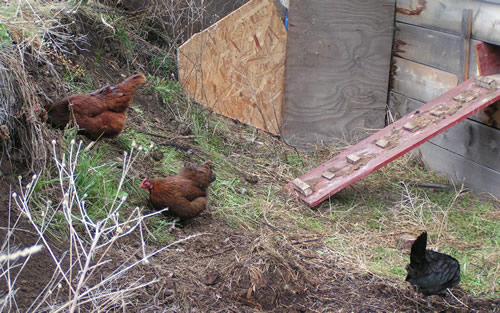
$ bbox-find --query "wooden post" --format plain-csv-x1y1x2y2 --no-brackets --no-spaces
460,9,473,83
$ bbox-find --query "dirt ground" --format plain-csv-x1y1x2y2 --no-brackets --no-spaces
2,98,498,312
1,14,498,311
1,177,498,312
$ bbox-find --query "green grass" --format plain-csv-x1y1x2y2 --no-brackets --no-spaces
62,66,93,93
159,147,183,174
72,146,122,218
211,177,263,229
145,215,175,244
117,129,154,151
115,26,136,51
149,75,184,105
0,23,11,45
18,13,498,299
151,52,176,75
331,185,498,297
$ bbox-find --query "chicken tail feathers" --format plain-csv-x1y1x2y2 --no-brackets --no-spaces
410,232,428,265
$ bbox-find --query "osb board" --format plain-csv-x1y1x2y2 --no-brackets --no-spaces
177,0,287,135
281,0,395,148
396,0,500,45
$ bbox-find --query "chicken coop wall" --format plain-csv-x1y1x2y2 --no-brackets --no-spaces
389,0,500,196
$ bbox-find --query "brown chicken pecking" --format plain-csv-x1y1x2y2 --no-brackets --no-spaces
141,160,216,221
45,73,147,140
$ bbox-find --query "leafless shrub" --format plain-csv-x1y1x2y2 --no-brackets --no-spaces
5,139,201,312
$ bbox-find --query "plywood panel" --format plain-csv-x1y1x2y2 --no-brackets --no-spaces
282,0,395,147
177,0,287,135
396,0,500,45
392,57,459,103
417,142,500,197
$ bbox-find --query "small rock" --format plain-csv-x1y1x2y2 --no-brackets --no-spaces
179,127,192,136
397,233,417,250
244,174,258,184
151,151,163,161
239,188,247,195
203,271,219,285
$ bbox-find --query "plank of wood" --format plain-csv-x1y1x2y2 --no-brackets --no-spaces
394,23,481,78
394,22,462,74
389,91,500,130
392,57,459,103
469,39,480,79
391,90,500,170
396,0,500,45
426,118,500,171
287,77,500,207
460,9,473,82
475,41,500,76
177,0,287,135
416,142,500,197
281,0,395,147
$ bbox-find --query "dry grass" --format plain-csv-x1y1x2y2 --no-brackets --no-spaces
0,0,90,171
0,46,50,171
0,1,498,312
4,138,206,312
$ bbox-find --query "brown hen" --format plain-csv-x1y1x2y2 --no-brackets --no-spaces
141,161,216,220
45,73,147,140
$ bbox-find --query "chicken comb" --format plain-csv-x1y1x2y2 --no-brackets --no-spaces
140,178,149,189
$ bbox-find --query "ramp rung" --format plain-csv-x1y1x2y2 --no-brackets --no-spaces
286,76,500,207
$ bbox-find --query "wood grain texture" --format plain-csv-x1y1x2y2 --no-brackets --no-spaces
469,39,480,78
288,77,500,207
281,0,395,147
396,0,500,45
395,22,462,74
394,23,480,78
417,142,500,197
428,118,500,170
177,0,287,135
389,91,500,129
392,57,459,103
389,92,499,170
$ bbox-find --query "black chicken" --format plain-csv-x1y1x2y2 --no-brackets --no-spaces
405,232,461,306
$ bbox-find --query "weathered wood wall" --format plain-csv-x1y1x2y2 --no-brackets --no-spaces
281,0,395,148
390,0,500,196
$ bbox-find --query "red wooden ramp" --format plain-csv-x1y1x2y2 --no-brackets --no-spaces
287,75,500,208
